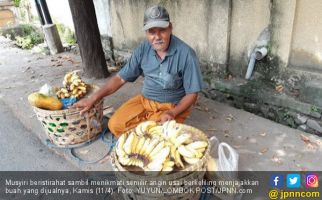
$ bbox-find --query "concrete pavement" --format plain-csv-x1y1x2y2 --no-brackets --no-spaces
0,99,78,170
0,36,321,171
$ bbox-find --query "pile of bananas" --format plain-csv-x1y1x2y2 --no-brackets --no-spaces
115,120,208,176
56,71,87,99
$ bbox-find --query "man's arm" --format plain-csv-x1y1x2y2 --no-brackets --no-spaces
74,75,126,114
160,93,198,123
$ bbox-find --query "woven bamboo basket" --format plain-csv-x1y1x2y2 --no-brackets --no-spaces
33,85,104,147
111,124,210,200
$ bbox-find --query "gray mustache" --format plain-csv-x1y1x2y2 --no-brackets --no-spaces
154,41,164,45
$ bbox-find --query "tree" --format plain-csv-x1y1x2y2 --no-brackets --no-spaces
68,0,109,78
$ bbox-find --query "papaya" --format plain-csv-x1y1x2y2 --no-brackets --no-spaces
28,92,63,110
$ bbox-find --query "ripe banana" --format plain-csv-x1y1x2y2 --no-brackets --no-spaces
174,150,185,168
163,160,175,168
186,141,208,150
161,166,173,175
178,145,195,158
144,137,160,156
207,156,218,171
183,156,200,165
135,137,145,154
116,120,209,175
58,71,88,99
135,121,157,136
174,133,192,147
139,138,150,155
131,133,139,154
150,146,170,163
149,141,165,158
123,132,135,155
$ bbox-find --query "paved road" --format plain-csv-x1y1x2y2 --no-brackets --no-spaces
0,100,78,171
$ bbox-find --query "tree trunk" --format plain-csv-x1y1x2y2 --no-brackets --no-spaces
68,0,109,78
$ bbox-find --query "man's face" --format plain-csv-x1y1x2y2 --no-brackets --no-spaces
145,24,172,52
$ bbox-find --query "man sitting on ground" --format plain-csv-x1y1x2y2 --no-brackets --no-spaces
74,5,203,137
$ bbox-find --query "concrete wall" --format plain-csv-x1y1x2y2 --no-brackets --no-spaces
228,0,271,76
94,0,112,37
108,0,322,79
289,0,322,72
110,0,230,66
0,8,15,28
9,0,322,80
0,1,15,28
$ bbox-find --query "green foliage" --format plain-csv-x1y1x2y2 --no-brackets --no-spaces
15,24,44,49
0,24,44,49
56,23,76,45
15,36,33,49
13,0,21,7
310,105,321,113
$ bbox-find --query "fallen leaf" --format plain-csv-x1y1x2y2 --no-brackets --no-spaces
225,114,235,121
300,134,310,143
275,85,284,93
260,132,267,137
272,155,283,165
300,134,319,149
260,148,268,154
194,106,203,111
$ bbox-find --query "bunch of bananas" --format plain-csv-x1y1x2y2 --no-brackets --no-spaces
56,71,87,99
116,132,173,176
115,120,208,176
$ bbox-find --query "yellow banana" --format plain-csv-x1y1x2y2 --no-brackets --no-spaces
144,138,160,156
147,158,163,170
131,134,139,154
160,166,173,175
207,156,218,171
78,86,86,92
116,134,127,157
151,146,170,164
149,141,165,158
147,126,163,137
139,138,150,155
178,145,195,158
72,88,78,95
135,124,144,136
118,155,130,165
183,156,200,165
185,145,203,158
196,148,206,154
186,141,208,150
174,150,184,168
135,137,145,154
163,160,175,168
169,144,176,160
123,132,135,155
174,133,192,147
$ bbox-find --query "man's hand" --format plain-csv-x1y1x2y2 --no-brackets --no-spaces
159,93,198,124
72,96,96,115
160,110,176,123
72,75,126,115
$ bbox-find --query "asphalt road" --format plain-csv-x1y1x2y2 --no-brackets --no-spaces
0,99,78,171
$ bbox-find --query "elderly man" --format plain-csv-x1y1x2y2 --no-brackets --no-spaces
74,5,203,137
